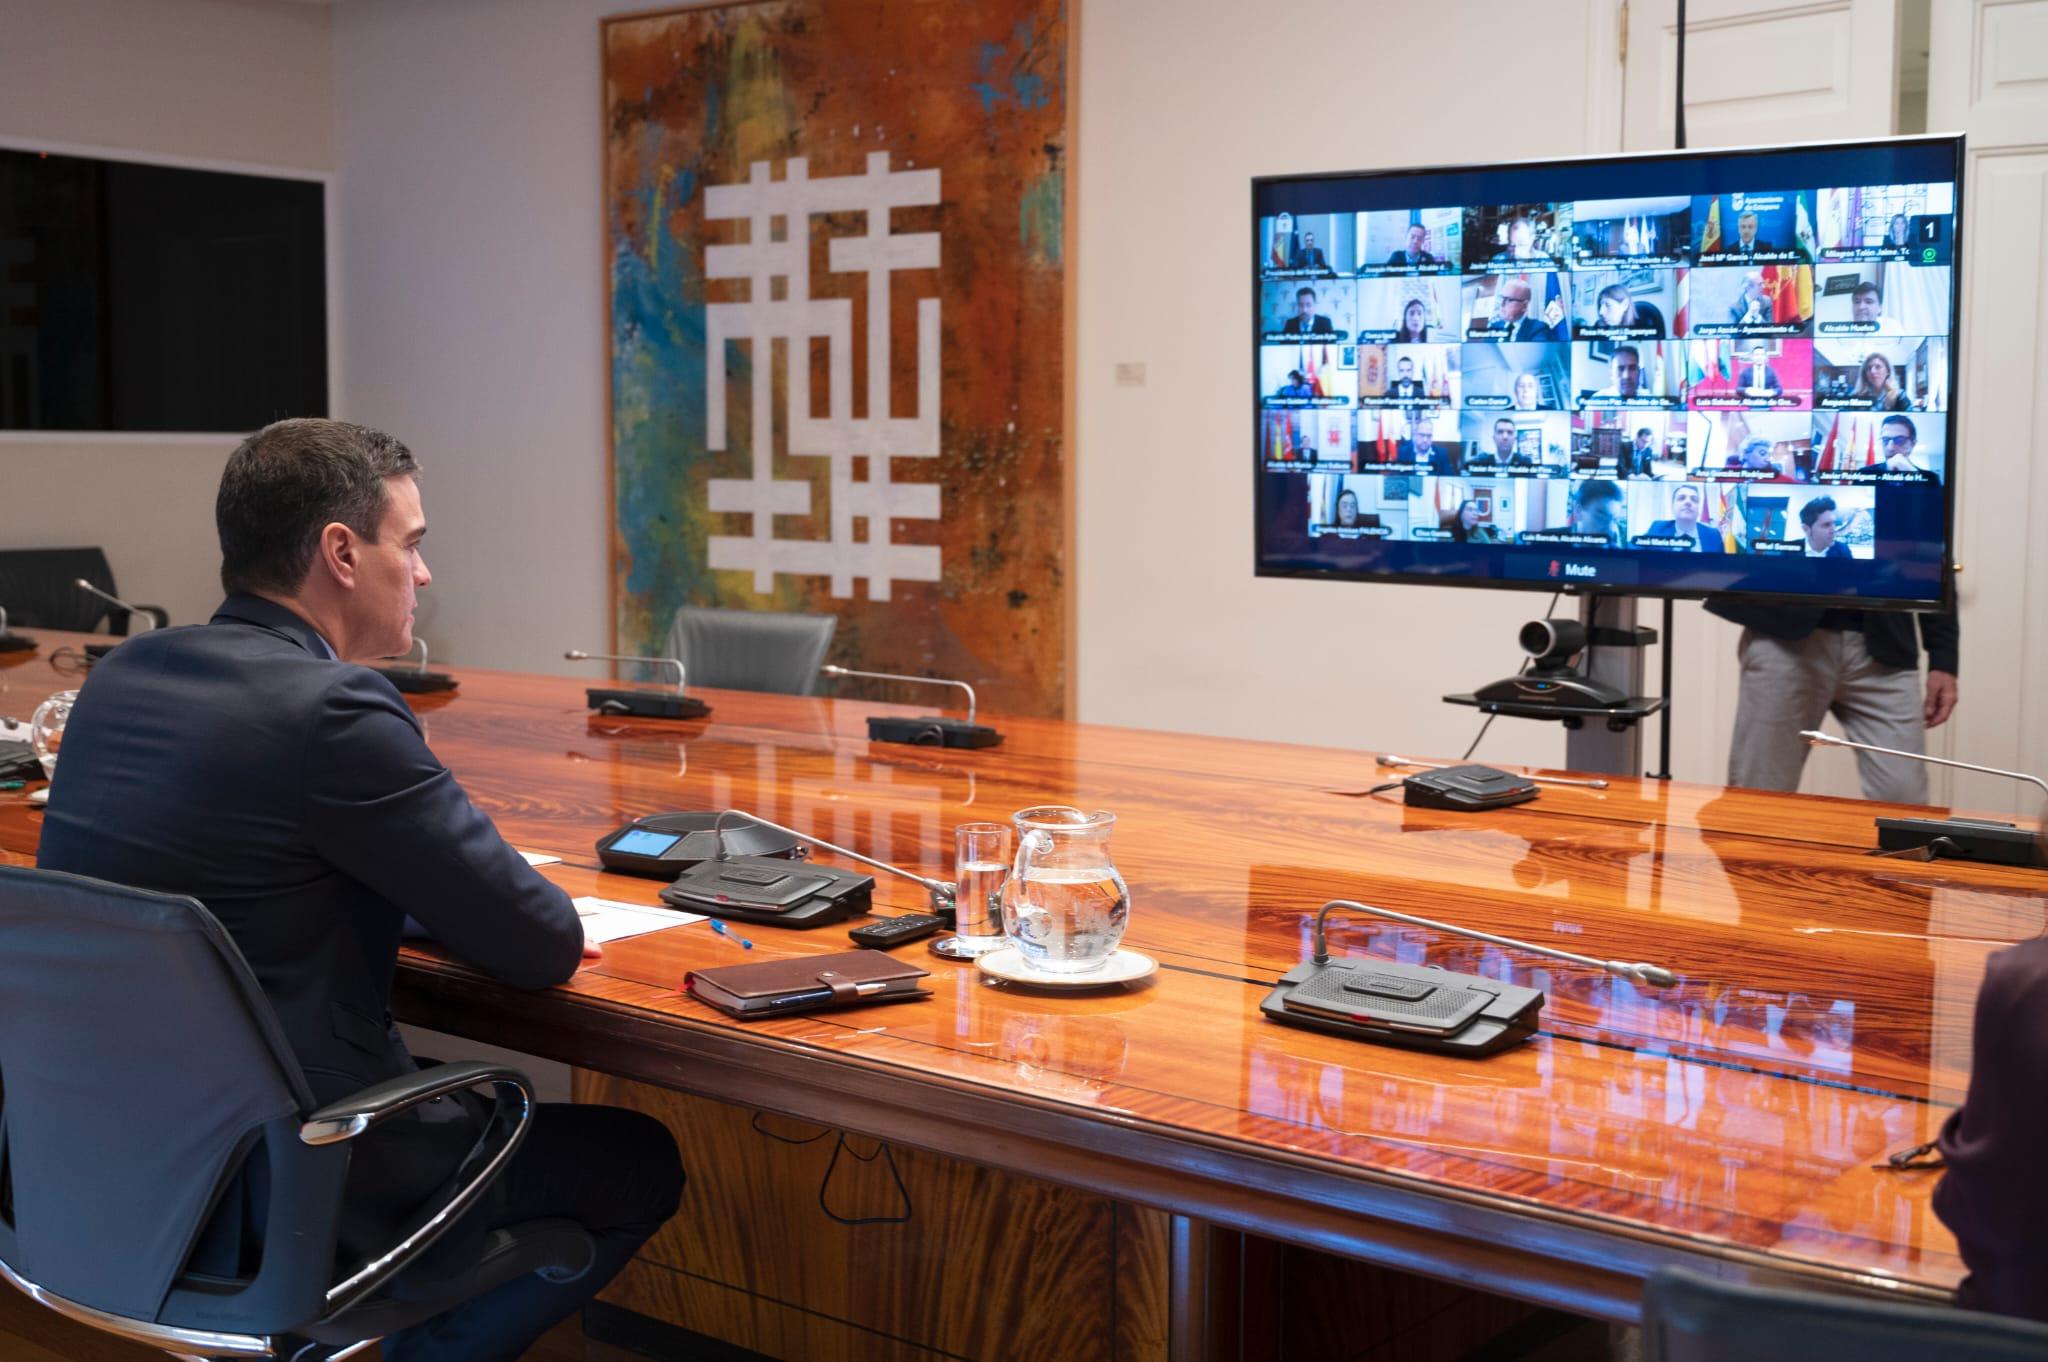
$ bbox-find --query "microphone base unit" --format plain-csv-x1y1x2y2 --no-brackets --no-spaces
596,812,806,879
660,856,873,927
865,715,1002,748
1875,816,2046,868
375,667,459,694
586,686,709,720
0,633,35,654
1260,958,1544,1057
1401,764,1540,812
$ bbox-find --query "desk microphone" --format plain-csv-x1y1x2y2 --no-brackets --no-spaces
375,636,458,694
74,579,158,633
711,807,955,915
820,665,1001,748
1801,730,2047,867
0,606,33,654
564,649,708,720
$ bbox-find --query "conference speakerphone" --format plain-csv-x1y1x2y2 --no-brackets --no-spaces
661,857,873,928
586,686,708,720
596,812,804,879
865,715,1003,748
375,667,458,694
1260,958,1543,1057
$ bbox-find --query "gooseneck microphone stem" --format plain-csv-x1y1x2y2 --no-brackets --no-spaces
388,637,430,674
821,665,978,723
1801,730,2048,803
74,578,156,632
564,649,687,695
1311,898,1678,989
713,808,956,912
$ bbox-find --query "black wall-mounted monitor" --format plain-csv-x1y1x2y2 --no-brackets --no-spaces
1253,136,1962,610
0,145,328,433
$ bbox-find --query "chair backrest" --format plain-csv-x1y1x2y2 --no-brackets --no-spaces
0,547,125,633
1642,1268,2048,1361
665,606,837,695
0,865,347,1333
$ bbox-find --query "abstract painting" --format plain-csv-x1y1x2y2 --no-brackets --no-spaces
603,0,1069,715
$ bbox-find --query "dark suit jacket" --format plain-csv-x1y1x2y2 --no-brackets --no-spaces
1937,936,2048,1322
1727,238,1775,255
1485,317,1551,342
1387,379,1426,401
1385,249,1437,266
1282,315,1334,334
1296,247,1329,269
1739,364,1783,393
1705,600,1959,673
38,593,583,1254
1644,520,1726,552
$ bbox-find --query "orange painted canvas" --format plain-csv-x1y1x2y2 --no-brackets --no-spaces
603,1,1069,716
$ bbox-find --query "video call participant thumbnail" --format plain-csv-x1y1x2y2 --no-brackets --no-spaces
1261,343,1355,406
1462,342,1569,411
1632,482,1726,552
1464,412,1567,475
1464,273,1568,342
1686,265,1814,338
1683,338,1813,411
1815,184,1954,264
1689,410,1812,481
1573,273,1676,340
1692,191,1812,263
1465,203,1573,269
1444,494,1507,543
1358,210,1458,273
1813,265,1949,336
1571,196,1691,265
1262,211,1349,275
1812,340,1928,411
1517,478,1629,547
1305,474,1407,539
1814,410,1944,482
1358,277,1460,343
1268,283,1341,336
1572,411,1679,479
1358,343,1458,409
1260,409,1352,467
1573,342,1681,409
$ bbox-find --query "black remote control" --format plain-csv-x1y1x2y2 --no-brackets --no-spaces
849,913,947,949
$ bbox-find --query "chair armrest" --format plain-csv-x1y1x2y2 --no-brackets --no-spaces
297,1062,538,1321
300,1060,526,1146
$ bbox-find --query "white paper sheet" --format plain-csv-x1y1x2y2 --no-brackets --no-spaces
572,895,705,944
518,850,563,866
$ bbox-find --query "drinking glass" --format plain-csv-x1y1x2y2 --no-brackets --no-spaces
30,690,76,779
944,821,1011,957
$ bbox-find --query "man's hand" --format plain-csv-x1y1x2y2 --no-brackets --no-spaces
582,934,605,961
1924,670,1958,728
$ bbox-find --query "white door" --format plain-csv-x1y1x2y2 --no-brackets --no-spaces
1621,0,1903,799
1928,0,2048,815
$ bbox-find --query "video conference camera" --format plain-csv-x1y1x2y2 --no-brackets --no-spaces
1473,617,1629,709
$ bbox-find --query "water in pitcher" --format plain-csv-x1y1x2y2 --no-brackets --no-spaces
1004,865,1130,973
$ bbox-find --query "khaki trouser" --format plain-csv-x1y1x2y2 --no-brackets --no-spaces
1728,627,1929,804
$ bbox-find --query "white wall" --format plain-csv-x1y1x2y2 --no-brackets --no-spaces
0,0,333,630
1074,0,1618,769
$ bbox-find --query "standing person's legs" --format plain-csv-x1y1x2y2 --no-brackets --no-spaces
1828,630,1930,804
380,1103,683,1362
1727,629,1839,792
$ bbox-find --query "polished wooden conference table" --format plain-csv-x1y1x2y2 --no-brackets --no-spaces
4,628,2037,1337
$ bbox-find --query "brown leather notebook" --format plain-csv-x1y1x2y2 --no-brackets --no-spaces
685,950,932,1019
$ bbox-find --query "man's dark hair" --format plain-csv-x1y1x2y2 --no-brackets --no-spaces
1800,495,1837,528
217,419,419,595
1296,287,1316,302
1635,426,1653,439
1882,413,1918,440
1852,281,1883,301
1613,344,1640,362
1579,478,1623,506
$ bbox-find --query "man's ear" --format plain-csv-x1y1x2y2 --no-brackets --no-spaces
313,521,360,590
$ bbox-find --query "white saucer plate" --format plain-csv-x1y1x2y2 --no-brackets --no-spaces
976,946,1158,989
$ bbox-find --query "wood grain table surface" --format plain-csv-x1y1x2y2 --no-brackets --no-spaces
6,629,2038,1321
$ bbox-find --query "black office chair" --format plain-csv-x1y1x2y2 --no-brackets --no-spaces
1642,1267,2048,1360
0,865,594,1360
665,605,837,695
0,547,168,633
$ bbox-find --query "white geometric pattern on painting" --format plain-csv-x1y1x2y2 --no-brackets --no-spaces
702,153,943,600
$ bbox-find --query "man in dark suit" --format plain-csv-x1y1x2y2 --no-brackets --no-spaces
1399,418,1454,473
1296,230,1329,271
1482,279,1550,341
38,419,683,1362
1386,356,1426,402
1642,483,1726,552
1728,271,1773,326
1738,343,1782,395
1728,210,1775,255
1281,286,1334,335
1385,222,1437,267
1936,934,2048,1323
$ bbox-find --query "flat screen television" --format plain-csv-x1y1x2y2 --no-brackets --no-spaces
1252,136,1962,610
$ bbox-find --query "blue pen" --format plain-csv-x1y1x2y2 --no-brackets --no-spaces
708,918,754,949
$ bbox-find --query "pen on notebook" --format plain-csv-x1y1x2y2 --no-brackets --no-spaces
708,919,754,949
